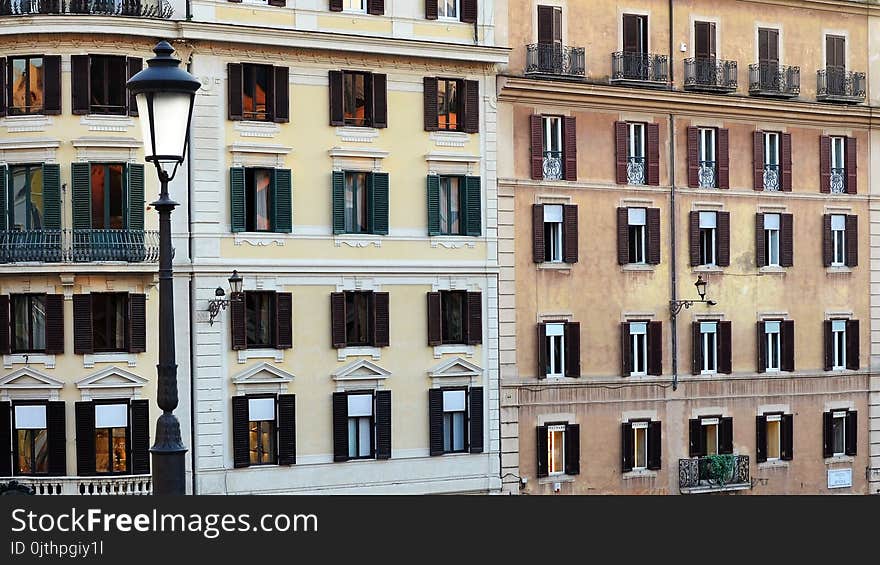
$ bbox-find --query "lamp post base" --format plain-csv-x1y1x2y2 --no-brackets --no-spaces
151,413,187,495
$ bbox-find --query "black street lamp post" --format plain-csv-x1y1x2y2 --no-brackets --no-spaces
127,41,200,495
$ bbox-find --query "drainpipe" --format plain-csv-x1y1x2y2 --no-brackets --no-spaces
670,112,678,391
186,0,191,20
186,56,197,495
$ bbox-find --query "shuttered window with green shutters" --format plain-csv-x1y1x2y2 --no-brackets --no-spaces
229,167,292,233
332,171,389,235
426,174,480,236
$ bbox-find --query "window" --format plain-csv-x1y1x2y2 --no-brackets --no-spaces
622,14,648,56
245,291,276,348
331,291,388,349
543,204,563,263
764,213,780,267
91,293,127,353
823,409,856,458
8,164,44,231
632,421,648,469
14,405,47,475
89,163,126,230
763,131,780,190
622,419,661,472
437,79,461,131
546,424,566,475
699,211,716,266
702,418,719,456
627,207,647,264
440,291,467,344
11,294,46,353
629,322,648,376
627,122,646,184
757,412,792,462
542,116,563,180
9,56,44,115
765,414,781,460
441,389,467,453
438,0,458,18
347,393,374,459
700,322,717,374
831,319,847,370
344,172,369,234
345,291,373,347
544,323,565,377
94,403,128,474
342,0,366,12
689,416,732,457
764,321,781,372
343,71,369,126
830,215,845,266
438,176,462,235
831,411,846,456
88,55,127,115
247,397,276,465
244,168,273,232
699,128,716,188
242,64,271,121
230,167,292,234
830,137,845,193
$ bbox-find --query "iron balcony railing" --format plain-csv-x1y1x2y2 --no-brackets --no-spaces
2,475,152,495
817,66,866,103
699,160,716,189
830,167,846,194
611,52,669,85
0,0,172,17
543,150,563,180
627,156,646,185
683,58,738,92
749,63,800,97
525,44,586,78
0,229,159,263
763,164,780,191
679,455,751,493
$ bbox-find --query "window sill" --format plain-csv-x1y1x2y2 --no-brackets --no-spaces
337,346,382,362
621,263,655,272
538,474,576,485
233,233,289,247
538,262,571,272
826,266,852,276
233,120,281,138
79,114,134,133
2,113,53,132
758,460,790,470
4,353,56,369
429,236,477,249
825,455,854,465
692,265,724,274
237,348,285,364
335,125,380,143
433,344,475,359
758,266,786,276
429,131,470,148
334,235,383,248
83,352,137,369
622,469,658,480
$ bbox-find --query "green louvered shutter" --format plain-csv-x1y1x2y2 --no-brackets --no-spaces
426,175,440,236
273,168,292,233
464,175,481,237
370,172,389,235
230,167,245,233
71,163,92,230
41,164,61,230
127,164,144,231
332,171,345,235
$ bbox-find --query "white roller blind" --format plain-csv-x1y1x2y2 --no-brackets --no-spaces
700,322,717,333
543,204,563,223
248,398,275,422
442,390,466,412
628,208,646,226
699,212,717,228
347,394,373,417
832,319,846,332
764,214,780,230
545,323,565,337
14,405,46,429
831,215,845,231
630,322,647,335
95,404,128,429
765,321,781,334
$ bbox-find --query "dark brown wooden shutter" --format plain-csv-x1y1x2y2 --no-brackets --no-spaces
646,123,660,186
128,293,146,354
328,70,344,126
329,0,342,11
268,0,286,6
366,0,383,15
562,204,578,263
530,114,543,180
130,399,150,474
277,394,296,465
44,294,64,354
532,204,545,262
231,396,249,468
460,0,477,23
425,0,438,20
717,128,730,189
371,73,387,128
688,419,703,457
846,215,858,267
617,207,629,264
620,322,632,376
845,411,857,456
753,131,764,190
562,116,577,181
717,211,730,266
536,425,549,477
71,55,90,115
230,293,246,351
462,80,479,133
330,292,346,348
822,215,833,267
615,121,628,184
756,321,766,373
469,387,484,453
647,421,661,470
822,411,833,458
781,320,795,372
375,390,392,459
646,207,661,265
45,401,66,475
41,55,62,115
564,322,580,378
689,211,701,266
621,422,634,472
564,423,579,475
691,322,702,375
755,415,767,463
125,57,143,117
781,133,792,191
372,291,390,347
273,66,289,123
227,63,242,121
423,77,438,131
275,292,293,349
819,136,831,193
647,321,662,376
428,389,443,455
718,321,732,374
846,319,859,370
466,291,482,345
687,126,699,188
75,401,96,475
0,402,9,476
72,294,93,354
781,414,793,460
755,213,766,267
332,392,349,462
0,58,5,117
780,213,794,267
537,323,547,379
719,417,733,454
537,5,554,45
0,295,7,355
845,137,857,194
823,320,834,371
426,292,442,346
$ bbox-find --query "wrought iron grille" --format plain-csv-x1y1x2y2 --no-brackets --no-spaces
749,63,800,96
543,151,563,181
0,229,159,263
0,0,172,17
683,58,738,91
699,161,716,189
679,455,750,490
830,167,846,194
627,156,646,185
611,52,669,83
817,66,866,101
525,44,586,78
763,164,780,191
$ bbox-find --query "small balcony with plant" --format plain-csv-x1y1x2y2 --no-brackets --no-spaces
679,454,751,494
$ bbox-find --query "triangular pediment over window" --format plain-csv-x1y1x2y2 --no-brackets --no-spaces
0,368,64,399
231,362,295,395
76,367,147,400
427,357,483,387
331,359,391,387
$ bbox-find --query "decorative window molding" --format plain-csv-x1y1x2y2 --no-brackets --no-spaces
692,312,724,322
328,146,388,172
692,201,724,211
233,233,287,247
537,311,574,323
824,310,853,320
0,367,64,401
234,120,281,138
425,152,481,176
429,131,471,148
757,203,787,214
622,311,656,322
758,311,789,321
237,348,285,364
824,205,853,215
83,352,137,369
3,354,56,369
331,359,390,391
335,126,380,143
432,344,475,359
621,409,658,422
231,362,295,395
229,142,292,169
75,366,147,401
537,194,572,205
691,407,727,419
537,412,575,426
429,238,476,249
72,136,142,163
427,356,483,387
337,346,382,361
620,197,655,208
334,235,383,248
336,277,380,293
758,403,790,415
79,115,135,133
1,114,53,133
0,137,60,164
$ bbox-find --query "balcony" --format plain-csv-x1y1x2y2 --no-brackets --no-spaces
679,455,751,494
525,44,586,79
627,156,646,185
542,150,563,181
698,161,716,189
762,164,780,192
611,52,669,88
817,67,865,104
749,64,800,98
0,0,172,17
683,58,738,93
2,475,152,495
0,229,159,264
